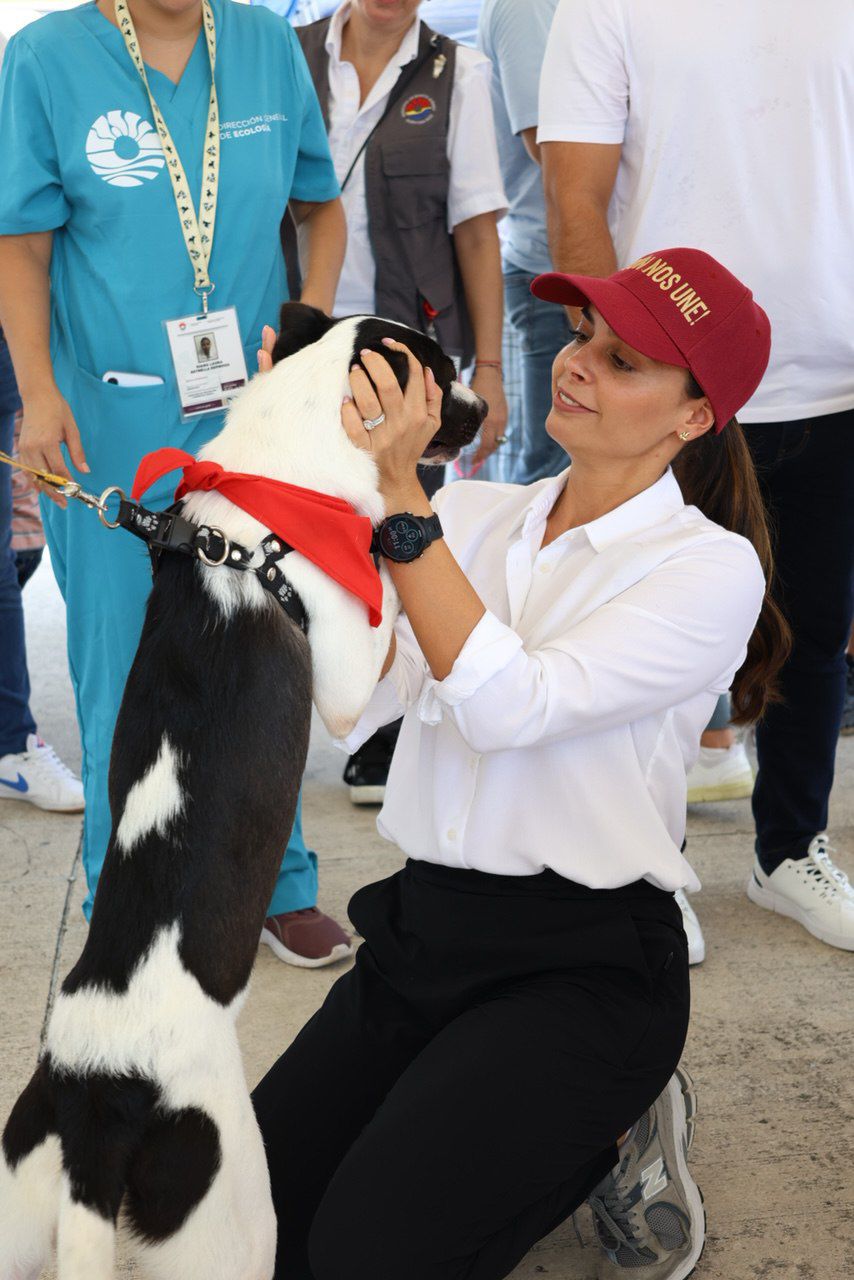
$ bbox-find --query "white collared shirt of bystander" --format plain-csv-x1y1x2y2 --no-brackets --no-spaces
319,1,507,318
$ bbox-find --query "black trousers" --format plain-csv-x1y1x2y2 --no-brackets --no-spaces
252,861,690,1280
745,411,854,869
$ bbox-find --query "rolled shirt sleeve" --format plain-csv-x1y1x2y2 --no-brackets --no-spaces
447,48,507,231
418,539,766,754
537,0,629,146
0,33,71,234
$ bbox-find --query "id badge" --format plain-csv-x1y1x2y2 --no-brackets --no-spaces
164,306,249,419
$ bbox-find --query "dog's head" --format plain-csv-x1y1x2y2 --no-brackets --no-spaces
271,303,487,464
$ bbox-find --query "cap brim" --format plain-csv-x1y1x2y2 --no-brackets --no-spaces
531,273,689,368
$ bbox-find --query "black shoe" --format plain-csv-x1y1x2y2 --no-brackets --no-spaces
343,726,398,805
842,655,854,737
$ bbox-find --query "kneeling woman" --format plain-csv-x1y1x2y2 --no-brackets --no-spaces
253,248,789,1280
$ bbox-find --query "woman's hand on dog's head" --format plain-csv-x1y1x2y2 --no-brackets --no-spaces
256,325,277,374
341,338,443,505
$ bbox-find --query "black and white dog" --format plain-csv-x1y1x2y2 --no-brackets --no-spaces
0,305,485,1280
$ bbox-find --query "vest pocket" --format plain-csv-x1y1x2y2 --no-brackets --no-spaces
381,139,449,230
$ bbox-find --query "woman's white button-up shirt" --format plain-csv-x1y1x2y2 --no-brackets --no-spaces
338,467,766,892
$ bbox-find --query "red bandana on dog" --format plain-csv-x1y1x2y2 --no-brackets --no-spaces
132,447,383,627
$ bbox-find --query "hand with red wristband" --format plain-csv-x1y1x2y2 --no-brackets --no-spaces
469,358,508,469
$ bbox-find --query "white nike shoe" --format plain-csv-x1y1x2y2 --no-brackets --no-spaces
686,742,753,803
0,735,84,813
674,889,705,965
746,834,854,951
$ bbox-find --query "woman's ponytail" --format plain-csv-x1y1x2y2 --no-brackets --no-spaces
672,394,792,725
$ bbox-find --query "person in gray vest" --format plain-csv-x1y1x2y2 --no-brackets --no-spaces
290,0,507,805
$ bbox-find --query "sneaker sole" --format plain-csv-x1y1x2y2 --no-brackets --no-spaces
746,874,854,951
657,1068,706,1280
258,931,354,969
0,792,84,813
687,777,753,803
347,786,386,806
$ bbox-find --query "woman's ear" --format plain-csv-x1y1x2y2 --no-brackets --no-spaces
682,397,715,438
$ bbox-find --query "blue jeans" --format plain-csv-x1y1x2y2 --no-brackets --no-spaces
0,336,36,756
504,269,573,485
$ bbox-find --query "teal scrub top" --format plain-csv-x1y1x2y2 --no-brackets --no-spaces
0,0,338,416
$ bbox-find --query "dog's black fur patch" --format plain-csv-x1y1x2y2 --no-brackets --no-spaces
124,1105,222,1241
272,302,486,459
62,552,312,1006
2,1060,55,1170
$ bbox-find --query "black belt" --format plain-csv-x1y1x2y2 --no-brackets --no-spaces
106,492,309,634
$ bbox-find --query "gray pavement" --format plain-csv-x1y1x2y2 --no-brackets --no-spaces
2,553,853,1279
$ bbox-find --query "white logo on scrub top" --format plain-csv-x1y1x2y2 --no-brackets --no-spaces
86,110,165,187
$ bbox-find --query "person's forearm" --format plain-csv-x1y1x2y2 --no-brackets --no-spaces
544,192,616,280
291,197,346,314
452,213,504,360
0,233,56,399
380,480,486,682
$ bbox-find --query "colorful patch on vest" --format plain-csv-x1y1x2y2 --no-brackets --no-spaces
401,94,436,125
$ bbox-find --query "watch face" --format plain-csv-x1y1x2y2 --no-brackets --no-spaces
380,516,425,561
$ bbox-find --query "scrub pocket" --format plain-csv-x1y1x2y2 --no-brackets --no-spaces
62,360,223,488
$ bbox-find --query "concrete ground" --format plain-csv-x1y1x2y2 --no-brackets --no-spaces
2,552,853,1280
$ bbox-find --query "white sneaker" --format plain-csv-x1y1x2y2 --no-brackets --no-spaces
686,741,753,803
746,834,854,951
0,735,84,813
675,889,705,965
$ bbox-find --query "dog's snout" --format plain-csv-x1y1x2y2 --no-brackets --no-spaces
472,393,488,426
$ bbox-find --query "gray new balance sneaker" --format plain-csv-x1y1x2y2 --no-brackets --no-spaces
587,1066,704,1279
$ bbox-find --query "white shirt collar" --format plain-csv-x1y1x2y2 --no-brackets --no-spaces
327,2,421,71
517,466,686,551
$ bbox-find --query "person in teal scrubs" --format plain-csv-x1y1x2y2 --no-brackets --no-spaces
0,0,352,964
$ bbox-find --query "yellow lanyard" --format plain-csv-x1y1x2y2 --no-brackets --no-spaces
115,0,220,312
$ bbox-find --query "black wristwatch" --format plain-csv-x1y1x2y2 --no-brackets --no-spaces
372,512,444,563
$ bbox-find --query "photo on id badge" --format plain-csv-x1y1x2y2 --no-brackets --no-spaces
164,306,249,419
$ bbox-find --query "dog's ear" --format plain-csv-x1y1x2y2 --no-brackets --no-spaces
271,302,335,364
352,339,410,391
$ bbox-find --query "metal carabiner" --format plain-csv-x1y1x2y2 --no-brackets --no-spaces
98,486,127,529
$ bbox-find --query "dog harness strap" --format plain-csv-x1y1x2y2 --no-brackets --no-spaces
132,448,384,627
116,498,201,557
113,495,309,631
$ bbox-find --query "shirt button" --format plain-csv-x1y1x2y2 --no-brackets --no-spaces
539,563,551,574
447,828,457,841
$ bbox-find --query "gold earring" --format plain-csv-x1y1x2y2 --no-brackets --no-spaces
679,431,691,441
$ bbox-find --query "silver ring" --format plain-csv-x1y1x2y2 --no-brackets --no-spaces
495,434,509,446
98,485,126,528
363,413,386,431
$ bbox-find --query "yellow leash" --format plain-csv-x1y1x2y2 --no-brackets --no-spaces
0,450,118,517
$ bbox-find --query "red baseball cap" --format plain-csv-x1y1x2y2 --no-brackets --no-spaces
531,248,771,432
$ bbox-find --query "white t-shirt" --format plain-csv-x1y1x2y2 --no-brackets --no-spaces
538,0,854,424
338,468,765,893
318,2,507,319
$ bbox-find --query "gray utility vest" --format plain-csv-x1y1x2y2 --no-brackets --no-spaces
294,18,475,366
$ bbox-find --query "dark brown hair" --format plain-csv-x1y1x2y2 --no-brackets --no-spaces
671,376,791,724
